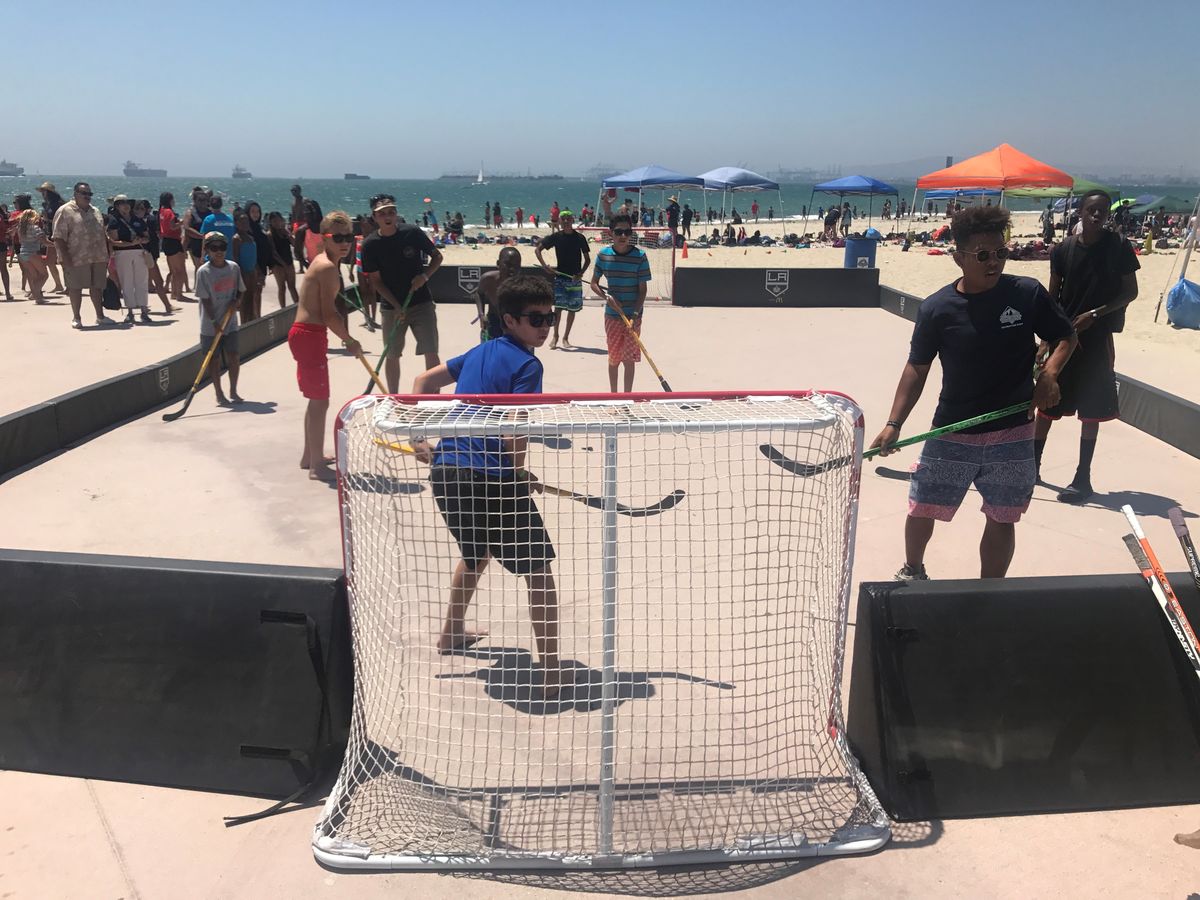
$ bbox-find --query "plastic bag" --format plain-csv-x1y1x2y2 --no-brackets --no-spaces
1166,278,1200,329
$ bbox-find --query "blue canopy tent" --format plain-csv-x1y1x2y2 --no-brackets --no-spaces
697,167,784,233
924,188,1002,200
809,175,899,228
600,165,704,228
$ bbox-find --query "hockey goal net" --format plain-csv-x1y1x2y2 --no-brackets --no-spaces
578,226,676,302
315,391,889,870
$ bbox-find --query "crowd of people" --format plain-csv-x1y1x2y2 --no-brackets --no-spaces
0,181,311,328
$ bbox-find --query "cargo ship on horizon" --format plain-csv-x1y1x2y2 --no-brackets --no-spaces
0,159,24,177
124,161,167,178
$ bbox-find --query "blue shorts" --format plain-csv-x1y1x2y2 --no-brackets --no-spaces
908,422,1035,524
553,276,583,313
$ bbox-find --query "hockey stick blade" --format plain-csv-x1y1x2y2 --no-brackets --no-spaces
760,401,1031,478
759,444,852,477
1168,506,1200,592
548,486,686,518
372,438,686,518
1122,531,1200,680
161,394,195,422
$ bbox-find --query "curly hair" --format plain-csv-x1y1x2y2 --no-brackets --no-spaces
950,205,1010,248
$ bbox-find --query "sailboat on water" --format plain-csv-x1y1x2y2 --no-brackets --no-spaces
470,162,488,187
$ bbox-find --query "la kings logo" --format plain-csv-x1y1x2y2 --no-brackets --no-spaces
765,270,789,302
458,266,481,295
999,306,1023,328
157,366,170,394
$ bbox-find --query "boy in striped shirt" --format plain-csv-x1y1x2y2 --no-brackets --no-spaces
590,214,651,392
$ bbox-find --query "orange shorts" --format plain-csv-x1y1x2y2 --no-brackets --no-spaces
288,322,329,400
604,315,642,366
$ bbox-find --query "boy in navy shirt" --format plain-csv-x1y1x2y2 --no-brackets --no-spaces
870,206,1076,580
413,275,564,697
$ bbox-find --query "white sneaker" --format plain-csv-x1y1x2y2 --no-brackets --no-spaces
895,563,929,581
71,319,83,329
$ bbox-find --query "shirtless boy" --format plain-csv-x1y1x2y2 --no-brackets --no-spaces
475,246,521,342
287,210,362,482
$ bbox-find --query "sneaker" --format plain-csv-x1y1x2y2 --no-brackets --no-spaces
123,312,135,324
97,315,117,326
1057,481,1094,504
71,318,83,329
895,563,929,581
140,310,152,324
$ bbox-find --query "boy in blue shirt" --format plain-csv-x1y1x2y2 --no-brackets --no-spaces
413,274,563,697
590,214,651,392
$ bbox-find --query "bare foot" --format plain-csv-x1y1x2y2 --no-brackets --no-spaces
541,664,572,700
437,630,489,654
560,339,574,350
215,395,231,407
299,455,335,469
549,338,558,350
1176,828,1200,849
230,392,244,403
308,464,337,482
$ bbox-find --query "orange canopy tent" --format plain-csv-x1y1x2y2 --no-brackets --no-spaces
917,143,1073,191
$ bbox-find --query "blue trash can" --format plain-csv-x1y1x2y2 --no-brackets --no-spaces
844,237,878,269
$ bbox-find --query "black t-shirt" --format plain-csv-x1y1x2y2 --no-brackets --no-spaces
361,225,437,308
538,230,590,276
682,207,693,225
1050,230,1139,335
109,215,147,246
909,275,1074,433
666,202,680,227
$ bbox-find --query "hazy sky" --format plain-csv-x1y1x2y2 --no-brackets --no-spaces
10,0,1198,179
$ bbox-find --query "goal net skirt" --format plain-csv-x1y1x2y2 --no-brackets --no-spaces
315,392,889,870
577,226,676,302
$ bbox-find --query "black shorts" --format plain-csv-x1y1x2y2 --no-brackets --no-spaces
162,237,183,256
430,465,555,576
1040,329,1118,422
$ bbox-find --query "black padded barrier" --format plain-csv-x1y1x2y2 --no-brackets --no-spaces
0,403,59,478
673,266,879,308
1115,372,1200,460
428,264,553,305
0,304,296,479
0,549,352,798
847,574,1200,821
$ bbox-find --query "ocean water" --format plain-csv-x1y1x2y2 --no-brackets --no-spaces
1,174,1194,228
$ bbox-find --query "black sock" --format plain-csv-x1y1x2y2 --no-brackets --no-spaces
1076,437,1096,483
1034,438,1046,472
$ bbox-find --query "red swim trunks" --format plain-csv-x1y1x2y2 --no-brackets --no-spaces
604,315,642,366
288,322,329,400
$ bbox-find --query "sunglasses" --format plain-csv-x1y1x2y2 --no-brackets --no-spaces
76,190,93,197
324,233,355,244
962,247,1010,263
612,228,633,236
206,242,227,250
516,311,558,327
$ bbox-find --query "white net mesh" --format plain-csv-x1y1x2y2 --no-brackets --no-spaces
315,392,889,869
578,226,675,302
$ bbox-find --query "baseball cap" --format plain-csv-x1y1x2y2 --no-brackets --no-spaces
203,231,227,247
559,209,574,218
